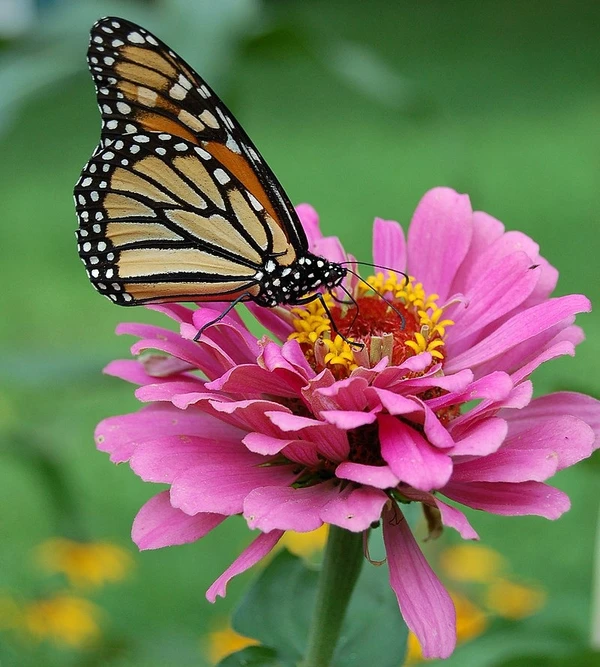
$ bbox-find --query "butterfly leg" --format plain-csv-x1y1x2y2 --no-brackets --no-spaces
293,292,364,350
193,293,251,341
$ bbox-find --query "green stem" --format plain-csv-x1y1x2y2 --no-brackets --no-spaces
302,526,364,667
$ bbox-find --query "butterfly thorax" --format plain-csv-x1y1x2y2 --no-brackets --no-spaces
253,254,346,307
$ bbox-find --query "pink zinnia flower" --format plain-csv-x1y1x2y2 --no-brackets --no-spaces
96,187,599,659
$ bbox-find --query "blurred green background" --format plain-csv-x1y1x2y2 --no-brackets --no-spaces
1,0,598,665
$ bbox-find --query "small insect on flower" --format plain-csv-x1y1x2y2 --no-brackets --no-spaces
73,16,373,341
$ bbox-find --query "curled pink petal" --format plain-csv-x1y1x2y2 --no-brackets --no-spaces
132,492,225,550
383,504,456,659
373,217,406,274
206,530,284,602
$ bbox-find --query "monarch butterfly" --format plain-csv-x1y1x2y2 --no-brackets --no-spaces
74,16,356,339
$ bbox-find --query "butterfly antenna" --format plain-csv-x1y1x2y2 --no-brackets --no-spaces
315,293,364,350
340,260,409,286
342,268,406,330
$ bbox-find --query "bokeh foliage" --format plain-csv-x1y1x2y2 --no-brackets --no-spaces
0,0,598,665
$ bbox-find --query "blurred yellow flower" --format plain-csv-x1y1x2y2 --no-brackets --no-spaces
23,593,101,648
0,595,22,631
279,525,329,559
206,622,258,664
36,538,133,589
439,543,505,583
485,577,546,619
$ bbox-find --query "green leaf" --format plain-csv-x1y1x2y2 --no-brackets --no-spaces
216,645,287,666
233,550,318,662
232,546,408,667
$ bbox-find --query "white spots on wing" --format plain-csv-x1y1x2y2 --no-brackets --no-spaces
111,20,121,28
82,242,91,252
113,140,124,150
90,57,99,64
112,39,124,47
225,135,241,153
266,260,276,273
117,102,131,115
80,211,89,221
194,146,211,160
156,147,166,156
248,193,263,211
89,164,97,173
91,269,100,278
80,228,88,236
102,164,110,172
90,256,99,265
159,133,171,140
178,74,192,90
199,109,219,129
146,35,158,46
103,151,115,160
134,134,150,143
125,123,137,133
121,159,129,166
98,241,107,251
130,144,140,154
93,224,101,233
106,119,118,130
99,181,107,189
109,294,118,301
101,26,113,34
107,253,115,261
104,56,115,66
248,147,260,161
95,212,103,221
106,268,114,278
174,142,188,151
214,168,230,185
128,31,145,44
123,293,133,302
81,177,92,187
102,104,112,114
198,84,211,98
93,36,103,44
99,87,109,95
78,195,86,205
282,267,292,277
91,192,99,202
169,83,188,100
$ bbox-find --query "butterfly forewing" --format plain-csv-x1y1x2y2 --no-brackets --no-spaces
81,18,307,276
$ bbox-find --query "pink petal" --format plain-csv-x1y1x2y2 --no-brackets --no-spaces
441,480,570,519
146,303,195,324
280,340,315,379
95,404,215,463
206,364,305,397
510,340,575,385
450,211,505,293
104,359,180,385
135,379,208,404
435,499,479,540
407,187,473,303
206,530,284,602
504,392,600,449
383,504,456,659
379,415,453,490
170,456,298,516
242,432,298,456
244,481,387,532
320,409,378,429
373,218,406,274
445,295,591,373
425,371,513,412
450,417,508,456
132,491,225,550
447,251,539,353
296,203,322,248
451,449,559,483
503,415,595,470
311,376,370,413
209,399,291,435
130,434,244,484
335,462,400,489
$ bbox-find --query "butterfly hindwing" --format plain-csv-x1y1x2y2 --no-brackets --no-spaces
74,131,306,304
85,16,308,259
